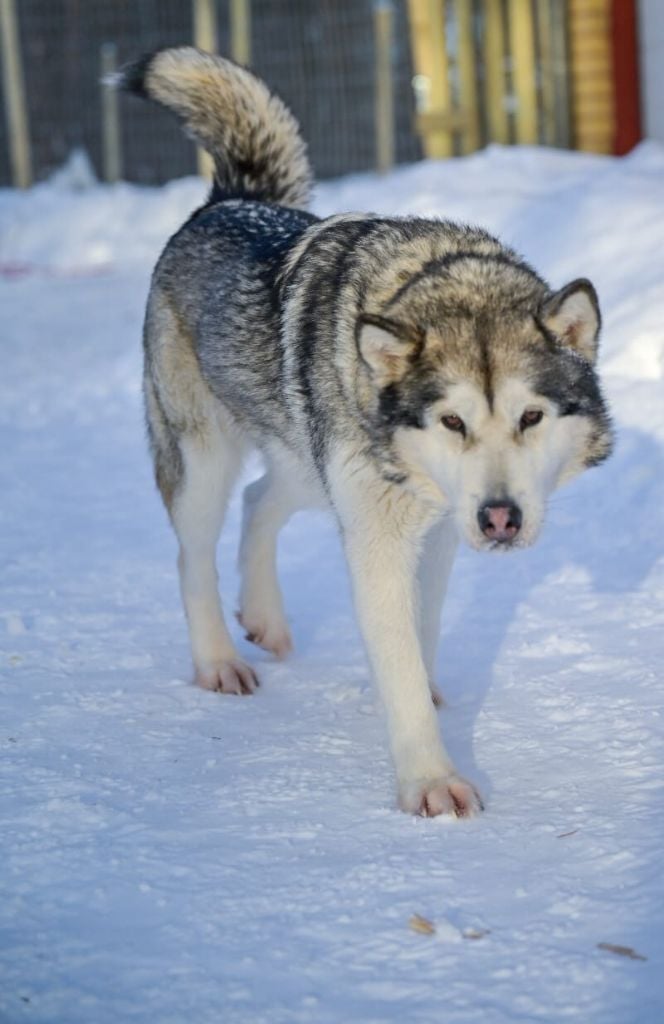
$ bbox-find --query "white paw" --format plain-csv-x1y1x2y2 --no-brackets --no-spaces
237,609,293,659
195,658,259,695
398,774,483,818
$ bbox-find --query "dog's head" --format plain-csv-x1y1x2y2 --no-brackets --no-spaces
356,253,613,551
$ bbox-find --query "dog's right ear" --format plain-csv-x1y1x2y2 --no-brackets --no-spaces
357,314,423,384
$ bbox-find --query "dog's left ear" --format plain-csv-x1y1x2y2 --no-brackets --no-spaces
540,279,601,364
357,314,423,383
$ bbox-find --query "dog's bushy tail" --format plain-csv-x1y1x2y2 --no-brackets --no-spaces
116,46,311,209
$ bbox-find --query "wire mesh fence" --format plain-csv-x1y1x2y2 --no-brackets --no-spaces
0,0,422,187
0,0,574,189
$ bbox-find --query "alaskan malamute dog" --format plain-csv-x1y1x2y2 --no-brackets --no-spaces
120,48,613,817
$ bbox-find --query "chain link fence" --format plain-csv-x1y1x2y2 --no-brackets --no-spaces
0,0,421,187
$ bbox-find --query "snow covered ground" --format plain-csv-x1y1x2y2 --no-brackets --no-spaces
2,144,664,1023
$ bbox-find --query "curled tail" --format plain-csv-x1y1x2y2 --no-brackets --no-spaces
117,46,312,209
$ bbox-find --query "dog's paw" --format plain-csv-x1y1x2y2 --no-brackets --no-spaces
398,775,483,818
237,610,293,659
195,658,259,695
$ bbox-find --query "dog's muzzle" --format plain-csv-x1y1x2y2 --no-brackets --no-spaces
477,500,522,544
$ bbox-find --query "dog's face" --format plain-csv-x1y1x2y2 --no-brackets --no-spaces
357,274,614,551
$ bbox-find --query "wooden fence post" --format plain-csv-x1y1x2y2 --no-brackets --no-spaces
0,0,32,187
193,0,218,178
611,0,641,154
407,0,454,157
482,0,509,144
101,43,122,183
230,0,251,66
568,0,614,153
454,0,480,153
507,0,538,144
536,0,556,146
550,0,571,148
374,1,395,172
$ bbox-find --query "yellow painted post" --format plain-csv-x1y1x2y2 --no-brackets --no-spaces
550,0,571,147
230,0,251,66
507,0,538,144
568,0,613,153
374,2,395,173
193,0,217,52
536,0,556,146
193,0,218,178
482,0,509,143
406,0,454,157
0,0,32,187
454,0,480,153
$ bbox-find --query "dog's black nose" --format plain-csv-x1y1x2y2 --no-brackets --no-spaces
478,500,522,543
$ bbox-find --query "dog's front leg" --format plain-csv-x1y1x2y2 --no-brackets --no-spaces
330,459,482,818
418,517,459,706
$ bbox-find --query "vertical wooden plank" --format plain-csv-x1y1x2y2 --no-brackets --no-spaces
374,2,395,172
406,0,453,157
482,0,509,143
192,0,218,178
536,0,556,146
454,0,480,153
193,0,217,53
611,0,641,153
101,43,122,183
507,0,538,143
568,0,614,153
230,0,251,66
550,0,571,148
0,0,32,188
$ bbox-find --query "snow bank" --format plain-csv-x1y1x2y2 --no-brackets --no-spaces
0,151,206,274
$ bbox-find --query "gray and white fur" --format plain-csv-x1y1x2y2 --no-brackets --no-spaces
119,47,613,818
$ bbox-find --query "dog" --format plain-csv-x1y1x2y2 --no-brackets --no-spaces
118,47,613,818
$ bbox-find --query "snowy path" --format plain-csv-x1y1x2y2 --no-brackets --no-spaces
2,146,664,1022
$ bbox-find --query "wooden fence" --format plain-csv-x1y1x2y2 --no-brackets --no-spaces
1,0,622,190
407,0,572,157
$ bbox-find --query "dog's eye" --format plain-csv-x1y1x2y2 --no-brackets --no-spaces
441,414,465,435
520,409,544,431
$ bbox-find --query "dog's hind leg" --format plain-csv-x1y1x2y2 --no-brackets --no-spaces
144,289,257,694
170,425,259,694
418,518,459,707
237,465,308,658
